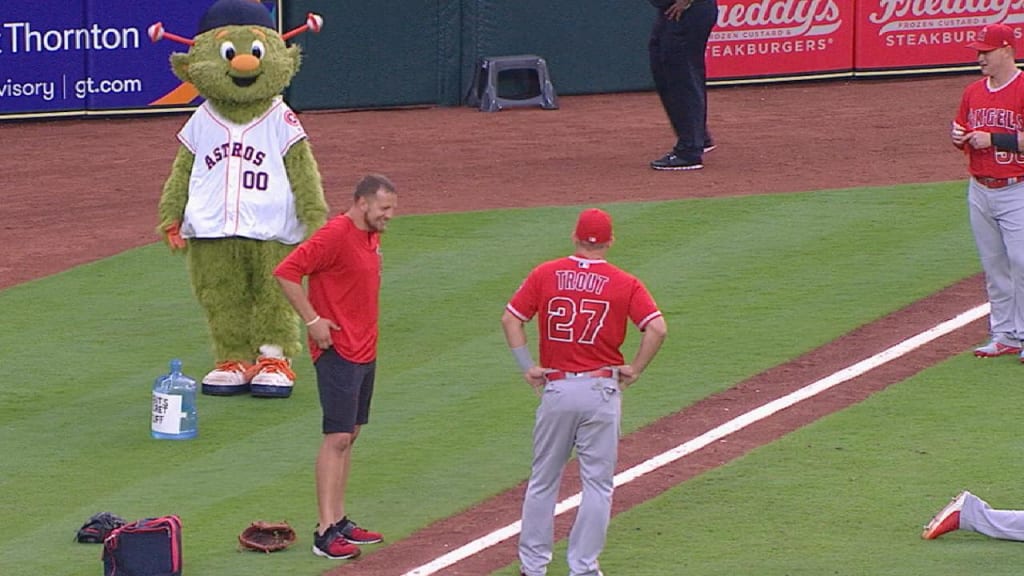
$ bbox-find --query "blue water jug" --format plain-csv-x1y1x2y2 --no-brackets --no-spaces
151,359,198,440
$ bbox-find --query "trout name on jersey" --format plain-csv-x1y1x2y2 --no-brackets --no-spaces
556,270,609,295
203,142,268,170
966,108,1024,132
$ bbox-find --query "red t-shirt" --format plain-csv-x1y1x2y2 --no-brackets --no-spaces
955,71,1024,179
273,214,381,363
505,255,662,372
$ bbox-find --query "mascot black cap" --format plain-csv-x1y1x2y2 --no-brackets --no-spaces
198,0,275,34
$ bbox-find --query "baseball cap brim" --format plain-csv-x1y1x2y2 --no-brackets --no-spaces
967,41,1002,51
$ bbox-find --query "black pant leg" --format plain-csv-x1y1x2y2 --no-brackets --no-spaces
649,0,718,161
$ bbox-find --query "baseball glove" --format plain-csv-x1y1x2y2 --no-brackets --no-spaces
238,520,297,553
76,511,126,543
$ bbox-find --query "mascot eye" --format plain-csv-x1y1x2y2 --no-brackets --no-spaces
219,41,237,61
250,40,266,59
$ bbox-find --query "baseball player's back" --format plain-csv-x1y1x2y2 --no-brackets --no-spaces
506,255,661,372
502,208,667,576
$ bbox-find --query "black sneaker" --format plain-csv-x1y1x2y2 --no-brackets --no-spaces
650,153,703,171
703,143,717,153
312,525,360,559
334,516,383,544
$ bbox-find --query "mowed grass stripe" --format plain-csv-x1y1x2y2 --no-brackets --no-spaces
0,183,980,575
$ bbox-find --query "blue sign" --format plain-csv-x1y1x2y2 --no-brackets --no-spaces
0,0,280,119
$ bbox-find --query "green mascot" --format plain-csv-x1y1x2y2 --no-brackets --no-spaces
152,0,327,398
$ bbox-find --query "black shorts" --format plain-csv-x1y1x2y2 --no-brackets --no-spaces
313,347,375,434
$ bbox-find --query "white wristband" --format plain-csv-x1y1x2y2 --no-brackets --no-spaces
511,345,534,373
305,315,321,326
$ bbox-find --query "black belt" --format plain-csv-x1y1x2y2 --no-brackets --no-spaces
976,176,1023,189
544,368,616,381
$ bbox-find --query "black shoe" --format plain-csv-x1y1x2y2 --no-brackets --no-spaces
703,143,717,153
650,153,703,171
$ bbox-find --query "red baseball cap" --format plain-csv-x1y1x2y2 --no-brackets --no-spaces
575,208,613,244
967,24,1017,51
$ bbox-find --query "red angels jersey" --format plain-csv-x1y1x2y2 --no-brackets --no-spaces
178,96,308,244
273,214,382,363
506,255,663,372
955,70,1024,179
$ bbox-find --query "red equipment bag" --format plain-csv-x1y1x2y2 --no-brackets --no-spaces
102,515,182,576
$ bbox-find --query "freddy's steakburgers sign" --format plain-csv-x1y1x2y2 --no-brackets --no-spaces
706,0,854,80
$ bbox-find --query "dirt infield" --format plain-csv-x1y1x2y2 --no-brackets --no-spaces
0,73,990,574
1,75,970,289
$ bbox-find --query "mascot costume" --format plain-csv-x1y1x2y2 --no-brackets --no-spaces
151,0,327,398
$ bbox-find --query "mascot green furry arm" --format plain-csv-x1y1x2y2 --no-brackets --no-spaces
154,0,327,399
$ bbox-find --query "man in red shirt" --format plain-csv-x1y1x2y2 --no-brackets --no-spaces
274,174,397,560
502,208,668,576
952,24,1024,360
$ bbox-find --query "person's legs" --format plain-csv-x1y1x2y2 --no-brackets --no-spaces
317,431,354,533
649,15,673,127
330,365,384,544
312,430,360,559
654,0,717,162
690,3,716,154
652,21,697,161
316,355,377,529
566,379,621,576
962,492,1024,541
990,181,1024,345
520,381,580,576
311,349,366,559
969,181,1018,344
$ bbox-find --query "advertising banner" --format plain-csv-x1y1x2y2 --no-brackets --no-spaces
0,1,280,120
855,0,1024,72
707,0,856,82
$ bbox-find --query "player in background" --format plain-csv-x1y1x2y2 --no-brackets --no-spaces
501,208,668,576
951,24,1024,359
648,0,719,171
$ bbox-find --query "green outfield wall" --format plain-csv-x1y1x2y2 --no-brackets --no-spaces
0,0,980,119
283,0,654,110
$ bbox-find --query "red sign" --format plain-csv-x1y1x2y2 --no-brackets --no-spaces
855,2,1024,71
707,0,856,81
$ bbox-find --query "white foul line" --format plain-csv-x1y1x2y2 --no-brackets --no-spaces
401,303,990,576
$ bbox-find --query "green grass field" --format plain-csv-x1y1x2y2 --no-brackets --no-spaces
4,182,1020,576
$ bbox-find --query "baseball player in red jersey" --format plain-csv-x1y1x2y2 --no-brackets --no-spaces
951,24,1024,360
273,174,397,560
502,208,668,576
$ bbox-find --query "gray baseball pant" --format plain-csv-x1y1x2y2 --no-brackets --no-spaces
967,179,1024,345
962,491,1024,541
519,376,620,576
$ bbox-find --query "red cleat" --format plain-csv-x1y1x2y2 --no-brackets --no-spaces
922,491,968,539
